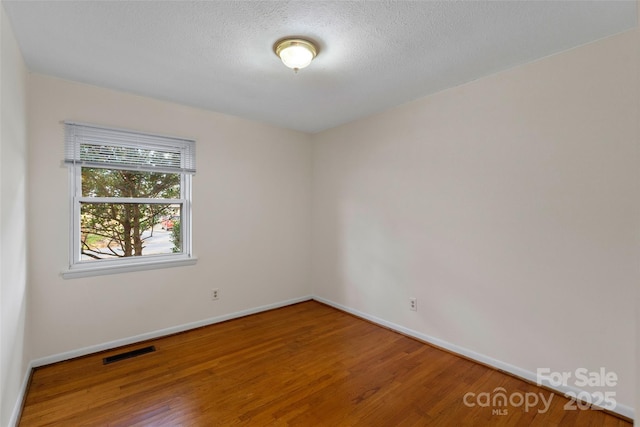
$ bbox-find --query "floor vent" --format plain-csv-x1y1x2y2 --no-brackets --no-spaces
103,345,156,365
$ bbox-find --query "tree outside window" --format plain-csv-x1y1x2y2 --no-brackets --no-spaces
80,168,182,259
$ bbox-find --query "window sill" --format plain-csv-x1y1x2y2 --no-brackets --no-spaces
62,256,198,279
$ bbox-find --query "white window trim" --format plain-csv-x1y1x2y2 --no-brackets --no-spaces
62,122,197,279
62,256,198,279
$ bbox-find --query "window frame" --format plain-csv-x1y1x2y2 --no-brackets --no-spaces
63,122,196,279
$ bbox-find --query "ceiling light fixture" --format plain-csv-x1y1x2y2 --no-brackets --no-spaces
274,38,318,72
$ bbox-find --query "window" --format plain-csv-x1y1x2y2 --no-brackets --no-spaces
63,122,196,278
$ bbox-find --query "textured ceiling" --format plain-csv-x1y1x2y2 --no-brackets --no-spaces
3,1,637,133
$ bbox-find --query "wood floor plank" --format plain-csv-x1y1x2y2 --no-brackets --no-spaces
19,301,631,426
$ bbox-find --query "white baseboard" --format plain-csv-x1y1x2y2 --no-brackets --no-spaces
312,296,635,421
31,295,312,368
9,360,34,427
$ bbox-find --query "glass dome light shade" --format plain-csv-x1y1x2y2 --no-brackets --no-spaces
274,38,318,71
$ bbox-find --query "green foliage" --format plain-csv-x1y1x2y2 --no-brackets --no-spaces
82,168,180,198
170,220,181,253
81,168,180,259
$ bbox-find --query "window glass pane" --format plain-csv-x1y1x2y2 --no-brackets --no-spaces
80,203,182,260
81,168,181,198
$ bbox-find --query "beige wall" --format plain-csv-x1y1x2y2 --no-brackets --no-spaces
27,74,312,361
0,4,30,426
311,28,638,413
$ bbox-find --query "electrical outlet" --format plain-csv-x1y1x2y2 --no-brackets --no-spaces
409,297,417,311
211,289,219,300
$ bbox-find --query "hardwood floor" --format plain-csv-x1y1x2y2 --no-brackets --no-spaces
19,301,631,426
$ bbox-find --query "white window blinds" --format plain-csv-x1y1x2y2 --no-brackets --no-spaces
64,122,196,174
